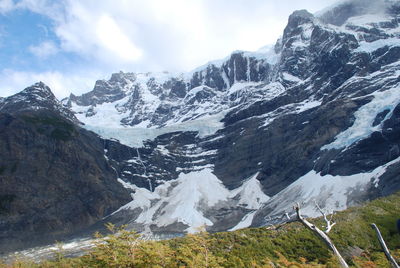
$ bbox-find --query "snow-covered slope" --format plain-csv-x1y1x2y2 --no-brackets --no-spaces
59,0,400,234
254,156,400,226
64,45,280,147
111,169,269,233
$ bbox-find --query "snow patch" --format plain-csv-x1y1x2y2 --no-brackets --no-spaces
230,172,270,209
72,96,131,129
295,99,321,113
82,111,226,147
115,170,269,233
355,38,400,53
282,72,303,83
228,82,262,95
229,211,258,231
263,156,400,219
243,44,280,65
322,85,400,150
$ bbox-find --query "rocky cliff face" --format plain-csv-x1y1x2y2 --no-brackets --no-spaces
2,0,400,252
0,83,131,253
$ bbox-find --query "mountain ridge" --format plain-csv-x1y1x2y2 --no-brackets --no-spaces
60,0,400,236
1,0,400,253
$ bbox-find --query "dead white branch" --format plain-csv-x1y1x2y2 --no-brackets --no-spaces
315,202,336,233
294,203,349,268
371,223,399,268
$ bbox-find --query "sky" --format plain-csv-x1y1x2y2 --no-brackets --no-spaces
0,0,340,99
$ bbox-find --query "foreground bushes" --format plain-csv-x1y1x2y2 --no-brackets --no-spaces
1,192,399,267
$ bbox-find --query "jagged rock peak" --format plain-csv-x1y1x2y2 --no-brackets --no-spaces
0,82,78,122
288,9,314,25
5,82,58,107
283,9,314,33
20,81,55,99
109,71,137,82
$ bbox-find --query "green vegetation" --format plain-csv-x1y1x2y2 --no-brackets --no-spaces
1,192,399,267
22,115,75,141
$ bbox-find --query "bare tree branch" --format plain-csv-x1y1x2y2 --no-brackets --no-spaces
371,223,400,268
294,203,349,268
284,212,291,221
315,202,336,233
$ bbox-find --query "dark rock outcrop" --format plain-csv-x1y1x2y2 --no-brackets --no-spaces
0,100,130,253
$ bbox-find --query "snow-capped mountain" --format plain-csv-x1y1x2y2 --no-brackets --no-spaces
1,82,78,122
1,0,400,252
61,0,400,234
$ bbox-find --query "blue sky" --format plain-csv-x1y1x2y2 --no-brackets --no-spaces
0,0,339,99
0,9,83,72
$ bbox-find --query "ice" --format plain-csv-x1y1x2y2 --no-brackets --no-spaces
227,173,270,231
81,111,226,148
186,57,229,78
264,156,400,219
301,23,314,39
243,44,280,65
230,172,270,210
228,82,262,95
322,85,400,150
221,69,230,88
72,96,131,129
282,72,303,83
229,211,257,231
115,179,159,211
156,145,170,155
294,99,321,113
126,168,230,233
355,38,400,54
135,71,182,86
114,170,269,233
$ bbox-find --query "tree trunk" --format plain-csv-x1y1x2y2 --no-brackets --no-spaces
371,223,399,268
294,205,349,268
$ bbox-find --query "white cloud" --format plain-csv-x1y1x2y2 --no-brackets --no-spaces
28,41,59,58
0,0,341,97
0,69,103,99
52,0,340,72
7,0,340,72
96,14,142,62
0,0,15,13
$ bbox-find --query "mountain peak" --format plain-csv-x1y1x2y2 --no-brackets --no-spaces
290,9,314,21
109,71,136,83
284,9,314,34
20,82,55,99
0,82,78,122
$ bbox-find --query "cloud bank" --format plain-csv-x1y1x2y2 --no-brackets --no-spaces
0,0,339,98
